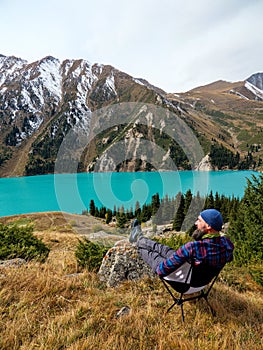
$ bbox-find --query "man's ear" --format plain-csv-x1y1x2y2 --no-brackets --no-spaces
206,224,213,232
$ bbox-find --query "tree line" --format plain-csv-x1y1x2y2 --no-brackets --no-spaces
86,190,240,232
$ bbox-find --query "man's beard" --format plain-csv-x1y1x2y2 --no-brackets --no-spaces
192,229,206,241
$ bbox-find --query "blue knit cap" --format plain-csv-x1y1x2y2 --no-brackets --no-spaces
200,209,223,231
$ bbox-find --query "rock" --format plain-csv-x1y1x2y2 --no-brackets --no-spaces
98,239,155,287
116,306,131,318
196,154,214,171
0,258,27,268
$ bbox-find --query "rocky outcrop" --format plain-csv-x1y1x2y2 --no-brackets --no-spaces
196,154,214,171
98,239,155,287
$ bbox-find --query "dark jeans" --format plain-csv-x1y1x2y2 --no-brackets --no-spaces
137,237,176,274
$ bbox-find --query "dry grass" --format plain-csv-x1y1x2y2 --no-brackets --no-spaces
0,213,262,350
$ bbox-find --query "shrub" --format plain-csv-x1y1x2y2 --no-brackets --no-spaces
154,233,191,251
75,238,109,272
0,223,50,262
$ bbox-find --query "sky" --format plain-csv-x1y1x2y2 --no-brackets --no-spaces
0,0,262,92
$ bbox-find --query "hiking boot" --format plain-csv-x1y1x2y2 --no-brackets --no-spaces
129,219,143,243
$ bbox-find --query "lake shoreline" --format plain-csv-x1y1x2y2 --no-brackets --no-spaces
0,170,260,217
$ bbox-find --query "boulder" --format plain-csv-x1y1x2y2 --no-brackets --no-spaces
0,258,26,268
98,239,155,287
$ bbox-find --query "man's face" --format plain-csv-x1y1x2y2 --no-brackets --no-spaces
195,215,209,233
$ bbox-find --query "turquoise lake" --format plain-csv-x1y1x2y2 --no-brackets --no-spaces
0,170,259,217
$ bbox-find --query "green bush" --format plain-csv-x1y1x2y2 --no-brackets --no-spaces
249,265,263,286
75,238,109,272
0,224,50,262
154,233,191,251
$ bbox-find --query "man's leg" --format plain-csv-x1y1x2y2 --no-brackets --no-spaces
137,237,176,274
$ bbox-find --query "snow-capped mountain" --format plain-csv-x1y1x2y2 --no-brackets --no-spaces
0,55,117,144
0,54,169,176
0,54,262,177
224,72,263,101
245,73,263,100
247,72,263,91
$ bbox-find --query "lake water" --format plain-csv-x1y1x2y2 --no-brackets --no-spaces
0,170,259,217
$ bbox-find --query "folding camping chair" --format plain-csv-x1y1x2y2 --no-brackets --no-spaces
161,260,222,321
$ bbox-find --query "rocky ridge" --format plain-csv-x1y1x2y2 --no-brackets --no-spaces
0,54,263,176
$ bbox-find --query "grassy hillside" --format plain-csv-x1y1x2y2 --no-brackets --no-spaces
0,213,262,350
167,80,263,171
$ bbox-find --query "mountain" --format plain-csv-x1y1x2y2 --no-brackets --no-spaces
0,55,162,176
167,75,263,169
0,54,262,177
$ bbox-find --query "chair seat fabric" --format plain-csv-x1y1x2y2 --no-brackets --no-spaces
163,262,192,282
163,261,221,294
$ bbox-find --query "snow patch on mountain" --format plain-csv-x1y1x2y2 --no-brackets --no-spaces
38,56,62,100
105,73,117,96
245,81,263,100
0,55,27,86
229,89,249,100
133,78,145,86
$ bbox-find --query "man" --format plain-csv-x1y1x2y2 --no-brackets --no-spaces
129,209,234,277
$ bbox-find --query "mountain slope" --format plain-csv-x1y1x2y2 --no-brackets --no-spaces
0,55,165,176
0,54,263,177
167,75,263,169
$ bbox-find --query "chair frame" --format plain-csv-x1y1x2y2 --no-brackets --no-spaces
160,262,221,322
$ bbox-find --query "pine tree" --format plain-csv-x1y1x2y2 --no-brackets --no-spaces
135,201,141,217
99,206,106,218
89,200,95,216
214,192,221,211
105,209,113,224
140,203,151,222
173,193,185,231
162,194,174,224
181,190,197,233
184,189,193,215
205,191,214,208
113,205,117,217
228,174,263,264
151,193,160,216
116,206,127,228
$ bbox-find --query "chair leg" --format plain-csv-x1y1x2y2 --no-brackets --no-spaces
167,301,177,313
161,280,187,321
166,300,185,322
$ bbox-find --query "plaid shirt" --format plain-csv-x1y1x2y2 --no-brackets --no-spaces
156,236,234,277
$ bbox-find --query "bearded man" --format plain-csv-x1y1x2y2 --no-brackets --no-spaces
130,209,234,277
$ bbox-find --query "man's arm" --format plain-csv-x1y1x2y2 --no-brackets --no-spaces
156,242,193,277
